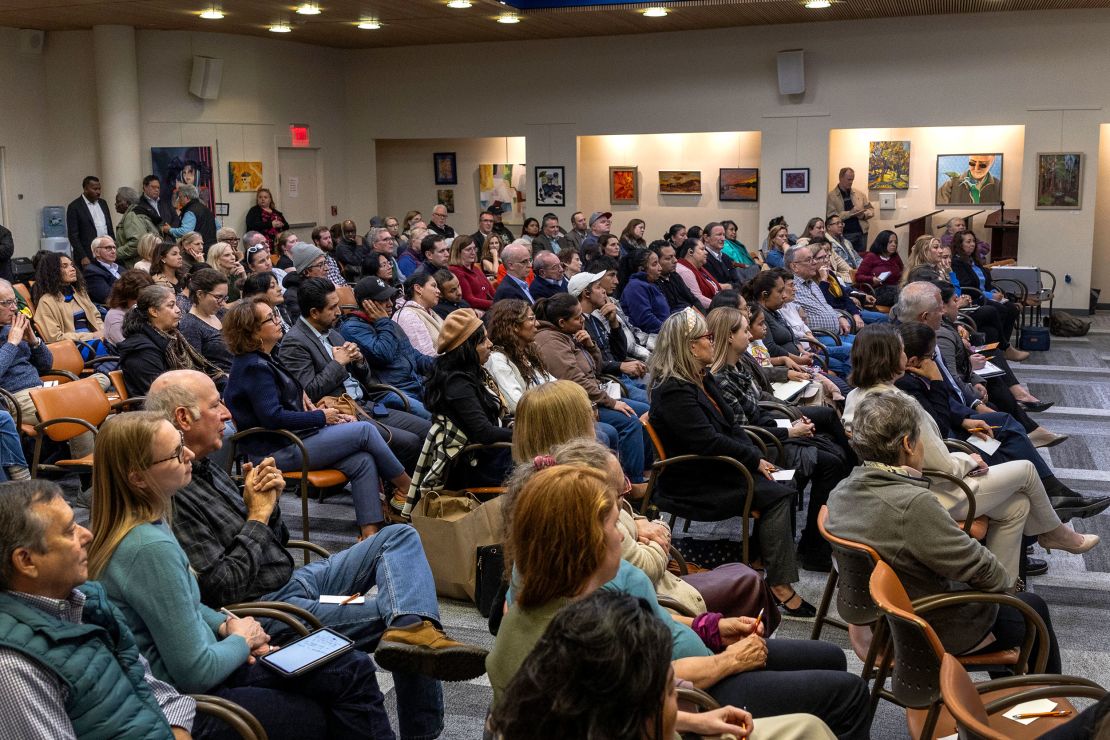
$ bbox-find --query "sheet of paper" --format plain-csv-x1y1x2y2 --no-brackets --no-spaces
772,380,809,401
972,342,1000,352
775,419,792,429
937,734,958,740
319,595,365,605
771,469,796,482
965,434,1002,456
1003,698,1058,726
877,271,892,282
977,361,1005,377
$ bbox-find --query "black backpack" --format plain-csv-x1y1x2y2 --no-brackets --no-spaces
1049,310,1091,337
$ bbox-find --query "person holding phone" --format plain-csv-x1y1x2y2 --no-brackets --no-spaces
87,411,392,738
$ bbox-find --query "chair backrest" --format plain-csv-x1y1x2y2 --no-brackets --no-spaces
28,375,112,442
336,285,357,314
109,369,128,400
14,282,34,312
869,561,948,709
939,654,1001,740
817,506,883,626
642,419,667,460
46,339,86,377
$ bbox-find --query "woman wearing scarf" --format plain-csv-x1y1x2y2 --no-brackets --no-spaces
674,238,720,310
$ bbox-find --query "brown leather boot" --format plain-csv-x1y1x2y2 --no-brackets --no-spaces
375,620,488,681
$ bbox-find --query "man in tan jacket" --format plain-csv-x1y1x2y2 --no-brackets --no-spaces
825,167,874,255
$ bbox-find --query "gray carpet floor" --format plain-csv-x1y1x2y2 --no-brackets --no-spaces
84,312,1109,738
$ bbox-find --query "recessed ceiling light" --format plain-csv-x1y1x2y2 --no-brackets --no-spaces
447,0,472,7
642,6,668,17
805,0,831,7
496,11,520,23
295,2,321,14
357,18,381,29
269,21,292,32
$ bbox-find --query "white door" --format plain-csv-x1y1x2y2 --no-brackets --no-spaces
277,147,322,243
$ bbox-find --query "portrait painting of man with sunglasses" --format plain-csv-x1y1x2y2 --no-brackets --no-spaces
936,152,1003,205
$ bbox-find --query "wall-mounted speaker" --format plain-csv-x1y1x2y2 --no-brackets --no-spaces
189,56,224,100
777,49,805,95
18,29,44,55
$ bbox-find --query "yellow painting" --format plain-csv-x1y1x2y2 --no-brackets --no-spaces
229,161,263,192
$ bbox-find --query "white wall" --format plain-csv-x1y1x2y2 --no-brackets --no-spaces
341,9,1110,309
375,137,526,234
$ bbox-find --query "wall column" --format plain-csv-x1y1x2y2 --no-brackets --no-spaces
92,25,143,195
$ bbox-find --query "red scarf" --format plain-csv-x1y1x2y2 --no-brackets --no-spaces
678,258,721,299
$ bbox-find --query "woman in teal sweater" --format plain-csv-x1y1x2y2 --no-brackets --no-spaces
87,411,391,739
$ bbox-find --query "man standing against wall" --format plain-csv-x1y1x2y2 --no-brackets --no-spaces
66,176,114,267
427,204,456,239
565,211,589,253
825,168,873,255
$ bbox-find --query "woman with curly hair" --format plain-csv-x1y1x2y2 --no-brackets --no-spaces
485,299,553,413
31,252,111,359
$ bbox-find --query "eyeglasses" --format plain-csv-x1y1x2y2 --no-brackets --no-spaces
149,430,187,466
0,299,17,308
620,475,633,496
695,332,715,342
308,259,326,271
205,292,229,304
261,311,282,326
968,159,991,169
795,256,817,264
225,237,240,244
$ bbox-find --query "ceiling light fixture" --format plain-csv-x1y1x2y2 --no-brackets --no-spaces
496,11,520,23
804,0,831,7
642,6,668,17
295,2,321,14
199,5,224,19
269,21,292,32
447,0,472,7
357,17,382,29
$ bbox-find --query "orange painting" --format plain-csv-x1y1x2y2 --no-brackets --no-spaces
609,166,638,205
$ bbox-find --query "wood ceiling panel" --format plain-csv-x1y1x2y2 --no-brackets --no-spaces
0,0,1104,47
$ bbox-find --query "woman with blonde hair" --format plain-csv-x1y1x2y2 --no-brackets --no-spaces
511,380,598,463
87,411,389,737
902,234,946,285
176,230,205,270
133,233,161,273
206,240,247,301
489,460,870,737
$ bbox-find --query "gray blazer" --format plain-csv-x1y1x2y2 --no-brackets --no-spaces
277,318,371,403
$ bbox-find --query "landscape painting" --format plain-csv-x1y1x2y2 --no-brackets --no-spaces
659,170,702,195
1036,153,1082,210
719,168,759,202
868,141,910,190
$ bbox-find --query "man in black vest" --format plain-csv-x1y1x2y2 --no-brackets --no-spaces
169,184,218,254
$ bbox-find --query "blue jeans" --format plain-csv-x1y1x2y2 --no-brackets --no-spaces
817,335,853,376
268,422,405,527
194,648,391,740
620,375,649,404
859,309,889,324
595,421,619,453
0,410,26,468
382,391,431,421
598,397,649,483
257,525,444,740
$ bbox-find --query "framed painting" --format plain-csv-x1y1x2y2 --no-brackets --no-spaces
719,168,758,202
478,163,525,223
609,166,638,205
935,153,1003,206
433,152,457,185
535,166,565,207
436,188,455,214
1035,153,1082,209
780,167,810,194
659,170,701,195
868,141,910,190
151,146,215,213
228,161,263,192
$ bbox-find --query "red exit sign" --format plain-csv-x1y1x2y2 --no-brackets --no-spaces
290,124,310,147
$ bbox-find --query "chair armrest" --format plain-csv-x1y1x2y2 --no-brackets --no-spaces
980,680,1106,715
287,539,332,559
600,373,629,397
191,694,268,740
944,438,978,456
921,468,977,534
657,594,700,618
0,387,23,430
643,454,757,519
741,428,768,458
913,591,1049,674
810,328,842,346
807,341,830,371
82,353,120,370
39,369,81,383
224,601,323,631
361,382,410,412
225,427,309,476
759,400,801,421
741,425,785,466
110,397,146,412
34,417,99,439
669,544,689,576
677,686,721,712
226,605,311,637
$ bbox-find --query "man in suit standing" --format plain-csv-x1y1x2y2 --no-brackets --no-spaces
65,176,114,267
279,277,431,475
493,243,534,304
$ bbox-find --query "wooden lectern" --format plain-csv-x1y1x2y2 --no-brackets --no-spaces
895,209,942,246
984,208,1020,262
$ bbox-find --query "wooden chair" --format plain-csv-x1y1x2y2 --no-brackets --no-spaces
939,653,1105,740
26,376,116,477
224,427,348,545
869,561,1049,739
336,285,358,314
44,339,117,382
191,695,269,740
639,419,760,565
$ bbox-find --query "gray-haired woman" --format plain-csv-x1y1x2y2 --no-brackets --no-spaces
825,390,1064,673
